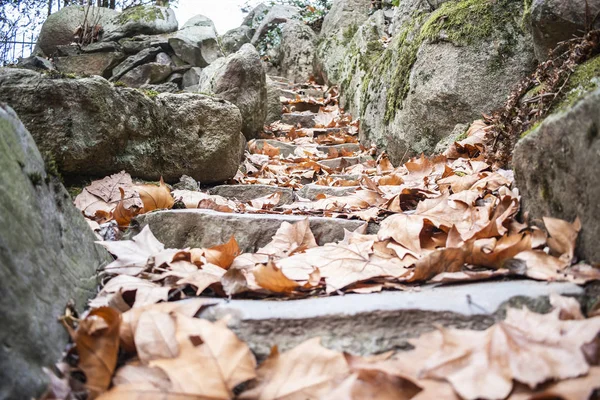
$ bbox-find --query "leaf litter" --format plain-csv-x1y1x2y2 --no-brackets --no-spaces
51,81,600,400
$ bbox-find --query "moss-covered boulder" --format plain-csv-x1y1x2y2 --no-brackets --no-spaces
35,5,118,56
279,20,318,83
102,5,178,42
513,87,600,263
0,104,111,399
0,68,246,184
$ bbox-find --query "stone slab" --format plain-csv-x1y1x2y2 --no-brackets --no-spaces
297,184,360,200
198,280,584,359
209,184,295,204
132,209,368,252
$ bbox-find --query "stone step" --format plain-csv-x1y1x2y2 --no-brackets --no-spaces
297,88,324,98
132,209,369,252
319,155,373,170
297,184,360,200
208,184,295,204
281,112,317,128
198,280,585,359
251,139,361,158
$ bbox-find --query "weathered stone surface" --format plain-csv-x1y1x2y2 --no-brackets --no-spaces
120,62,172,87
434,123,468,154
140,82,180,93
16,55,55,71
514,88,600,263
55,44,81,57
359,0,536,161
132,209,368,252
55,51,125,78
319,155,373,170
221,26,253,55
82,41,121,53
266,77,284,124
111,46,162,80
0,104,111,399
36,5,118,56
242,3,269,28
119,34,171,54
209,184,295,204
251,4,300,44
281,112,317,128
199,280,583,359
155,52,173,65
297,184,359,200
182,66,203,88
102,5,178,42
531,0,600,61
278,20,317,83
0,68,245,184
169,21,221,68
197,44,267,139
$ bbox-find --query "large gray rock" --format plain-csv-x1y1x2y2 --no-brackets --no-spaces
119,62,172,87
102,5,178,42
132,209,369,252
111,46,163,81
514,88,600,263
221,26,253,55
118,34,171,54
279,20,317,83
251,4,300,45
209,184,295,204
242,3,269,29
35,5,118,56
169,17,221,68
197,44,267,139
182,14,217,30
54,51,126,78
265,77,283,124
0,104,111,399
0,68,246,184
531,0,600,61
358,0,536,162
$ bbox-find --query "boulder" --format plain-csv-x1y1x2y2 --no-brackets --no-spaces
140,81,180,93
168,21,221,68
0,104,111,399
182,66,203,88
279,20,317,83
16,55,55,71
531,0,600,61
358,0,536,162
35,5,118,56
209,184,295,204
102,5,178,42
111,46,163,80
54,51,125,78
266,77,283,124
119,62,172,87
221,26,253,55
81,41,121,53
118,34,171,54
182,14,217,30
0,68,246,184
513,88,600,263
242,3,269,29
251,4,300,45
197,44,267,139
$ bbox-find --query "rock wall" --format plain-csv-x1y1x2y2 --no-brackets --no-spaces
0,68,245,184
0,104,111,399
317,0,537,163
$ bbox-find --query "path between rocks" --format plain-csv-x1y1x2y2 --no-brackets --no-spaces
79,76,597,354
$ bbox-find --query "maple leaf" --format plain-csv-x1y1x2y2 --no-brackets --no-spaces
253,260,300,293
135,177,174,212
98,275,171,308
258,219,318,259
239,337,349,399
544,216,581,264
74,307,121,399
419,308,600,400
150,314,256,398
96,225,165,276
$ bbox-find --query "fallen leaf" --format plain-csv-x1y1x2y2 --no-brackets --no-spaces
544,216,581,263
135,177,174,212
203,236,241,269
253,260,300,293
75,307,121,399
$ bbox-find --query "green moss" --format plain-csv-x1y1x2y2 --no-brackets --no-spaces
114,81,127,87
556,54,600,111
140,89,159,98
360,0,526,123
343,23,359,42
116,5,165,25
522,0,533,29
520,120,542,138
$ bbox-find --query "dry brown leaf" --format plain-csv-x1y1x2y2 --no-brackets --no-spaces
544,216,581,263
420,308,600,400
203,236,241,269
119,298,217,353
378,214,426,254
133,310,178,363
508,367,600,400
406,247,465,282
258,219,318,258
112,363,171,391
253,260,300,293
97,383,205,399
239,337,349,399
113,187,141,228
75,307,121,399
150,314,256,398
135,177,175,212
549,293,584,320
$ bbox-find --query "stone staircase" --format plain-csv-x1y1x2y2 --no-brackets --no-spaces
130,76,590,356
